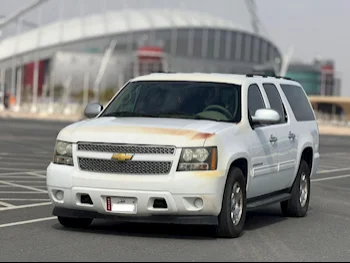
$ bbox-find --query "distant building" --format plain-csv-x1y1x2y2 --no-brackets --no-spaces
285,62,321,95
0,8,282,99
334,76,342,96
317,60,336,96
253,58,341,97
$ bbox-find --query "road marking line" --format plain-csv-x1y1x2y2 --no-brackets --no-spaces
0,168,46,172
5,181,46,183
0,176,46,179
0,185,46,188
0,216,57,229
0,156,51,162
0,136,54,141
0,172,33,176
26,172,46,178
0,180,47,193
312,174,350,182
0,202,52,211
0,162,49,167
317,167,350,174
318,165,339,170
320,152,349,157
321,160,350,166
0,184,47,190
0,198,50,201
0,200,14,207
0,153,50,158
0,191,48,194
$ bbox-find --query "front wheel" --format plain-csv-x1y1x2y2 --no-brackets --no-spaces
216,167,247,238
281,160,311,217
58,216,93,229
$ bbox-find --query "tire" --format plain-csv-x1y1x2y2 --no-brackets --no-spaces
281,160,311,217
58,216,93,229
216,167,247,238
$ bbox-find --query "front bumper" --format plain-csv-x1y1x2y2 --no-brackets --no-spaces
311,152,320,177
47,163,227,219
53,207,218,225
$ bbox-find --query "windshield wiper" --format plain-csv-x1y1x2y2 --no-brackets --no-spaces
159,113,231,122
193,115,231,122
158,112,194,119
101,112,159,118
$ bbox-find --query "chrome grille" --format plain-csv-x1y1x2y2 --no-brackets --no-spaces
78,158,172,175
77,143,175,155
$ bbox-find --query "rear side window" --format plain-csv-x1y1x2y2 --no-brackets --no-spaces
280,84,315,121
248,84,266,116
263,83,287,124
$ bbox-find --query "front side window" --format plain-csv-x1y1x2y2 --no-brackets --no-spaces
248,84,266,116
101,81,242,123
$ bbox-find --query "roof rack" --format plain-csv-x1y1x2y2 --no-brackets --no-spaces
151,71,176,74
246,74,268,78
246,74,293,81
275,76,294,81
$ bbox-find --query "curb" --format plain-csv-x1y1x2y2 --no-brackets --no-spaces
318,125,350,137
0,112,82,122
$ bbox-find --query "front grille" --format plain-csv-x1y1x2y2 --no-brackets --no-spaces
77,143,175,155
78,158,172,175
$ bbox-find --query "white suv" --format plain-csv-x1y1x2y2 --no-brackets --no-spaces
47,73,320,238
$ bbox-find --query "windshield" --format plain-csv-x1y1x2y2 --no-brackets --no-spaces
101,81,242,123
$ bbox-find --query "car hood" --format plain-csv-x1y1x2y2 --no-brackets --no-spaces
57,117,236,147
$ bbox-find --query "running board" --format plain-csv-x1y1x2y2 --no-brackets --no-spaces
247,193,292,211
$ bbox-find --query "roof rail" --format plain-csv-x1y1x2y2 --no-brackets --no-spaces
246,74,268,78
275,75,293,81
246,74,294,81
151,71,176,74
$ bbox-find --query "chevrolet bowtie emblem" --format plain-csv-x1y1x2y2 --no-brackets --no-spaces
111,153,134,162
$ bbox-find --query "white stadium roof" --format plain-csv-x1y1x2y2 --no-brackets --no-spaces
0,8,262,62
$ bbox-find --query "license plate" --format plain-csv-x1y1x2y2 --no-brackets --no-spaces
106,196,137,213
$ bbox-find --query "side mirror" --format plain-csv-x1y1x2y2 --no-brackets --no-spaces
84,103,103,119
251,108,280,125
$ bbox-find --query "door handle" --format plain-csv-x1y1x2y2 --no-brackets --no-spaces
288,131,296,140
270,135,278,143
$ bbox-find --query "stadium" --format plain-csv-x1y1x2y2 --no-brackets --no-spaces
0,8,282,108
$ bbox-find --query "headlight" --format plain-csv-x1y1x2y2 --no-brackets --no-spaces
177,147,217,171
53,140,74,166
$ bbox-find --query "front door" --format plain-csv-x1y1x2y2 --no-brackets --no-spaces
246,83,279,198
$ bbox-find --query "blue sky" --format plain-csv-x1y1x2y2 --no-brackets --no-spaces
1,0,349,96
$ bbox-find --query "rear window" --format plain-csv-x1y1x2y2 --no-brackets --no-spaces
280,84,315,121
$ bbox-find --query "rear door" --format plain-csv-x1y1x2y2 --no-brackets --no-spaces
261,83,298,190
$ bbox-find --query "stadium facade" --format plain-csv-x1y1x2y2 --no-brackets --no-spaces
0,8,282,100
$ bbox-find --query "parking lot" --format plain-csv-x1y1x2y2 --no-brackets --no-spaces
0,118,350,261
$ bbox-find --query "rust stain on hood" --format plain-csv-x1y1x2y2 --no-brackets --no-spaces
80,126,216,141
193,171,222,177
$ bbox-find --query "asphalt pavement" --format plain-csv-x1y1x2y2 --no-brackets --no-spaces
0,118,350,262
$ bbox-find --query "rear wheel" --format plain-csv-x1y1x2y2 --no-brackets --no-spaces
216,167,247,238
281,160,311,217
58,216,93,229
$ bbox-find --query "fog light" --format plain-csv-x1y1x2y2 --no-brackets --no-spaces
55,190,64,201
194,198,203,209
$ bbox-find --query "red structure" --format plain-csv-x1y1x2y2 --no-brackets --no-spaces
320,61,335,96
23,60,46,96
136,46,165,75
